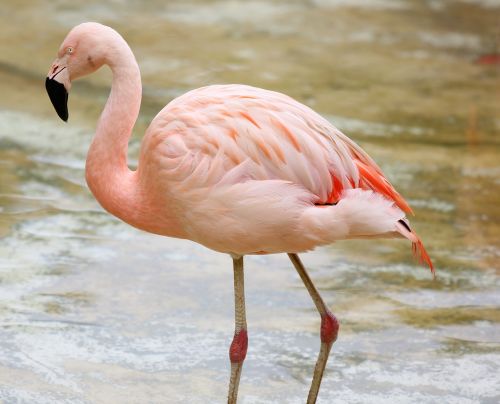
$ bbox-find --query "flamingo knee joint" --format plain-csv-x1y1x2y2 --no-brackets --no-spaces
229,329,248,363
321,311,339,344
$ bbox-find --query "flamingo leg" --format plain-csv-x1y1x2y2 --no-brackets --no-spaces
288,253,339,404
228,256,248,404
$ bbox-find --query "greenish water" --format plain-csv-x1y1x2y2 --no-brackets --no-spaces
0,1,499,403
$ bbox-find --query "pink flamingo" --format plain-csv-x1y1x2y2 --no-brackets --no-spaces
45,23,433,404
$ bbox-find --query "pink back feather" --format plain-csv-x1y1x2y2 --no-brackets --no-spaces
144,84,409,211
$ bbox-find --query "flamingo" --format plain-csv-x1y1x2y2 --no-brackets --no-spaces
45,22,433,404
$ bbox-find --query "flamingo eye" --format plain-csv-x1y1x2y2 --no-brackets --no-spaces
66,46,74,54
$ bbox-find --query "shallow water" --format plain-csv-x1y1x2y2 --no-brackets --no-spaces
1,0,499,403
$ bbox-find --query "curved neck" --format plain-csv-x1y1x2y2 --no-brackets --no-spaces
85,39,142,224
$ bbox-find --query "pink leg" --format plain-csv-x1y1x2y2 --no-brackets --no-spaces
228,256,248,404
288,253,339,404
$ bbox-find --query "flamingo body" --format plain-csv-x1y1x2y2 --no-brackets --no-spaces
130,85,425,266
133,84,424,258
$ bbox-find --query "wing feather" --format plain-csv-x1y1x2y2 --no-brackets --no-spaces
148,84,412,213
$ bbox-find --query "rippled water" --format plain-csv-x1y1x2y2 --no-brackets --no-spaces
1,1,499,403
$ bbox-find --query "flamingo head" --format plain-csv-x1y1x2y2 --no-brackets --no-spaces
45,22,112,121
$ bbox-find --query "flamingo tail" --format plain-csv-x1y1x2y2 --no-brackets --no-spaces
395,221,434,277
301,189,434,276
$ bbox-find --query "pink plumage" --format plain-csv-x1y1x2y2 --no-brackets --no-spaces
140,84,432,268
45,22,434,404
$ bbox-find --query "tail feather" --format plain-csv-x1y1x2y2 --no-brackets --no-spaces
396,220,434,276
412,238,434,276
302,189,435,277
355,160,414,215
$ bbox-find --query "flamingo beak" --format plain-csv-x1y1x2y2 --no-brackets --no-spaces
46,62,70,122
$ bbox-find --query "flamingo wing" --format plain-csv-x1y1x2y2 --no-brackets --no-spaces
148,84,412,214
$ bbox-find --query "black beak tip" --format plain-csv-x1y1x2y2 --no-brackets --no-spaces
45,77,69,122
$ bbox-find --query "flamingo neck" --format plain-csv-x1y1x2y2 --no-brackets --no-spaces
85,38,142,226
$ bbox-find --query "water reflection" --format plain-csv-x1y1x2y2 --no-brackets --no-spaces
1,0,499,403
